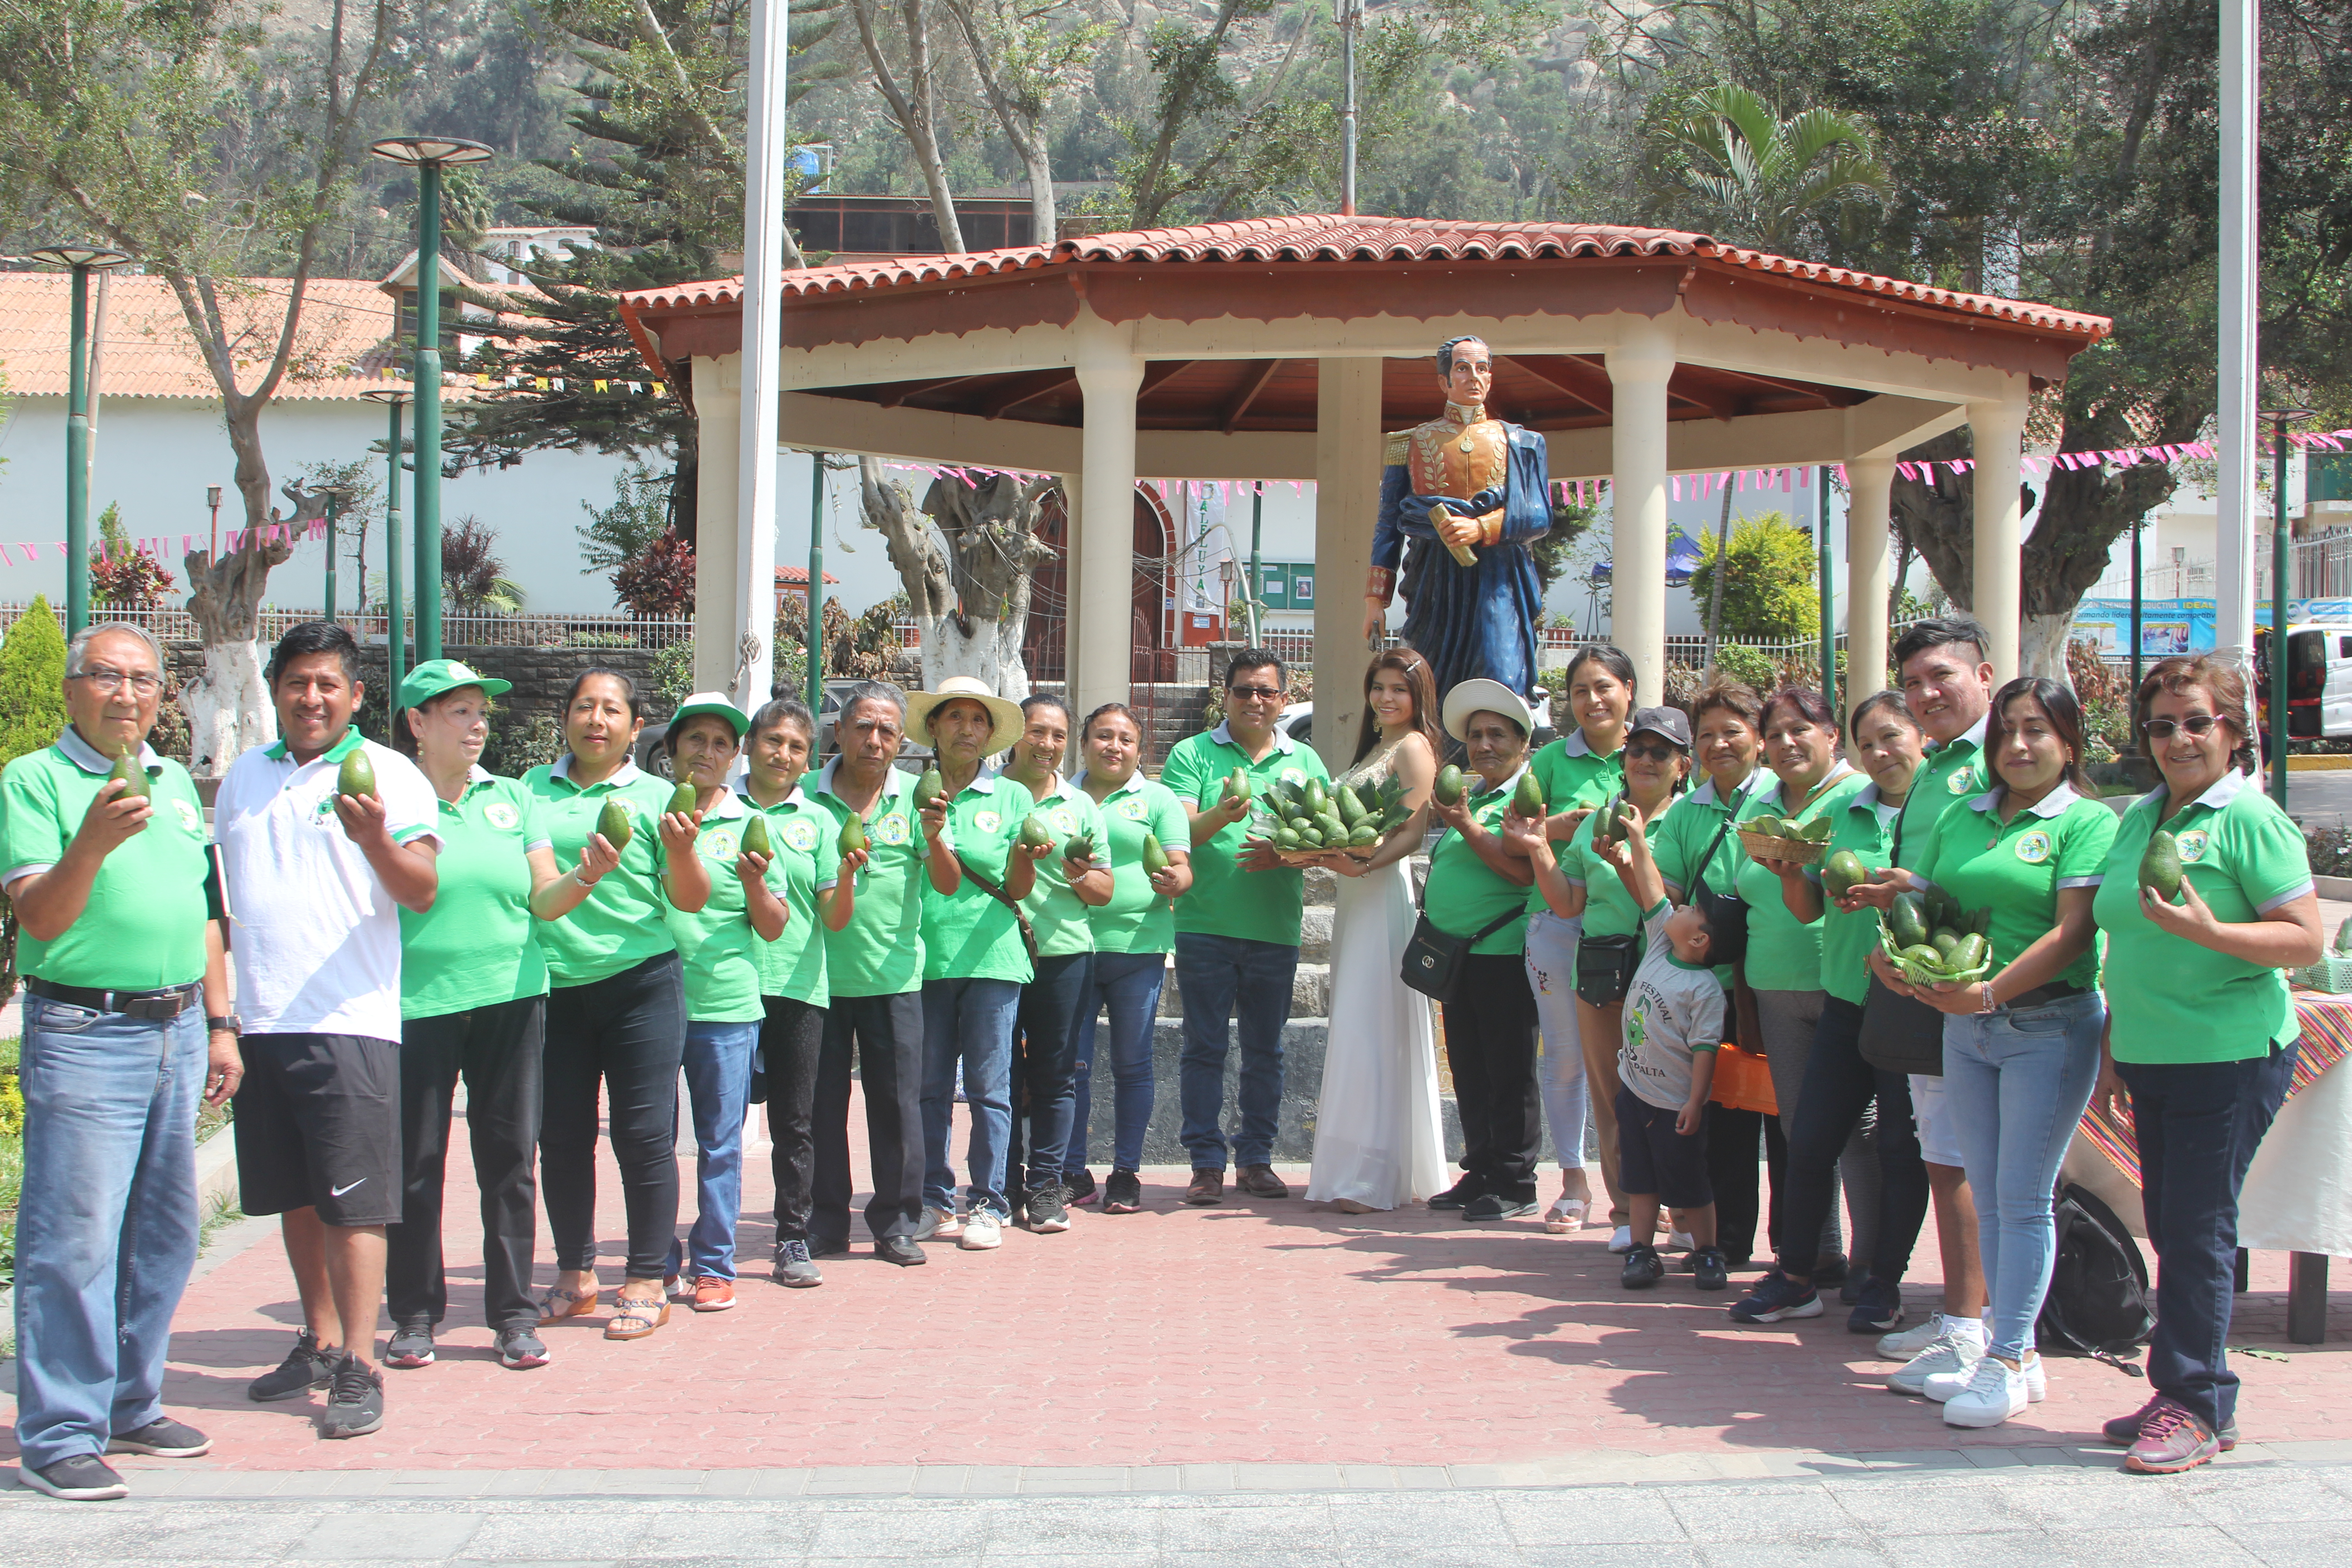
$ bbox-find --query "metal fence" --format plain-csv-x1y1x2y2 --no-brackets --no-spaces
0,603,696,649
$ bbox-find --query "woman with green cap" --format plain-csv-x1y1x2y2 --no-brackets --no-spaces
384,659,619,1376
661,692,792,1313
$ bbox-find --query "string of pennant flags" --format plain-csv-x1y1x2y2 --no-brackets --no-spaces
343,368,669,397
0,516,332,570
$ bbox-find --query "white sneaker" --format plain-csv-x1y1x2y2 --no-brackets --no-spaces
1607,1225,1635,1254
1666,1231,1695,1251
959,1210,1003,1250
1926,1350,2044,1406
1543,1195,1589,1235
914,1206,963,1241
1877,1312,1950,1360
1888,1324,1988,1396
1942,1355,2035,1428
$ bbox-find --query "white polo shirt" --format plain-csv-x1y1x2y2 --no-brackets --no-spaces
216,728,441,1041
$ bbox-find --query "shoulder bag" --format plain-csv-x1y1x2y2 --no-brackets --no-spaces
954,851,1041,969
1574,931,1641,1007
1687,792,1751,971
1401,864,1525,1004
1857,795,1949,1077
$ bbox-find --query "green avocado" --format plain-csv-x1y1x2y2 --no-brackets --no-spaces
337,747,376,801
666,780,698,818
1512,771,1547,819
914,767,946,810
1018,814,1055,850
838,810,868,857
1431,764,1465,807
1888,890,1931,951
1949,934,1991,973
108,748,150,802
2140,829,2184,904
741,814,773,859
1142,832,1171,875
596,798,633,853
1063,830,1094,866
1822,849,1867,897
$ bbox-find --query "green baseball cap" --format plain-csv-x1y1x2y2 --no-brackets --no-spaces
669,690,752,739
398,657,512,708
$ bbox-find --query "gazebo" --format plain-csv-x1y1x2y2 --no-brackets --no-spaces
616,216,2110,759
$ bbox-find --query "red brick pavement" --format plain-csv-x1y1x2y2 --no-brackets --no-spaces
18,1093,2350,1471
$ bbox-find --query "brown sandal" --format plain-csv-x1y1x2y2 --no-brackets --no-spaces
604,1291,671,1341
537,1284,599,1325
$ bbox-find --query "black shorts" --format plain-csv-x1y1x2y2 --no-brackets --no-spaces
234,1032,403,1226
1615,1084,1714,1211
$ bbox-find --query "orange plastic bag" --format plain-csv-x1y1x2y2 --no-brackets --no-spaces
1709,1040,1778,1116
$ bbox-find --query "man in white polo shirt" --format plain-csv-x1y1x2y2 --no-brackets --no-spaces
217,622,439,1440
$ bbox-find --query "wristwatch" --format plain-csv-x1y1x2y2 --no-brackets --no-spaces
207,1014,243,1035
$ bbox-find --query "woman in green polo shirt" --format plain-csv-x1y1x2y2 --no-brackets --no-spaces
1067,703,1192,1214
1421,678,1540,1221
1872,676,2118,1431
386,661,618,1376
1002,694,1113,1232
1520,644,1633,1234
527,669,710,1343
2089,656,2320,1472
659,694,791,1313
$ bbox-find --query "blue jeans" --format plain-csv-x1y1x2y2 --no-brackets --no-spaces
921,976,1020,1217
1174,933,1297,1170
1941,991,2105,1362
1010,951,1093,1192
1068,951,1168,1175
1524,910,1589,1171
13,997,205,1468
668,1019,759,1281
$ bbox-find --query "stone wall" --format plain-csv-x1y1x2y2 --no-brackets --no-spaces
165,642,676,728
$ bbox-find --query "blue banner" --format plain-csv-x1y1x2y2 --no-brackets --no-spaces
2072,597,2352,655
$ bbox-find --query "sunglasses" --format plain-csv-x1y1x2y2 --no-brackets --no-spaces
2141,715,2223,740
1624,740,1682,762
1228,685,1284,701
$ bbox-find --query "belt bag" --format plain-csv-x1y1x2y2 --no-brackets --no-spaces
1401,868,1523,1003
1858,974,1947,1077
1689,791,1752,971
1574,932,1641,1007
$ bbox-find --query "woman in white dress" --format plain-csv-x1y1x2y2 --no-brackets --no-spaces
1305,648,1450,1213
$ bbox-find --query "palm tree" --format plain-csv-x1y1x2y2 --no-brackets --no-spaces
442,516,527,616
1662,85,1891,254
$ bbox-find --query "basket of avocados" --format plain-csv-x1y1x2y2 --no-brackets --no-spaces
1250,770,1414,863
1737,811,1834,867
1877,898,1994,988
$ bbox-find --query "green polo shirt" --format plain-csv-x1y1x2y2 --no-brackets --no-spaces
1525,731,1626,913
1892,714,1990,873
1014,775,1108,960
1732,765,1869,993
921,768,1037,984
1163,721,1331,949
0,730,210,991
1652,770,1760,990
399,769,552,1019
1912,782,2118,993
522,758,678,988
742,789,835,1008
663,790,789,1023
1808,783,1905,1007
1081,771,1191,955
1558,805,1670,985
809,759,926,998
2093,771,2311,1063
1423,766,1531,957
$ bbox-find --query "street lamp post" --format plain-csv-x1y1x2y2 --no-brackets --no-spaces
206,484,224,560
2266,407,2315,806
29,244,132,637
367,136,492,665
363,388,410,710
1336,0,1362,216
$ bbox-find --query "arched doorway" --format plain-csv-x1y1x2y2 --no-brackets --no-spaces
1022,484,1174,685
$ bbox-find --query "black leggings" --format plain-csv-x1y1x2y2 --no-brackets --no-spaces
1776,995,1932,1283
1439,951,1542,1205
761,994,828,1243
541,951,686,1280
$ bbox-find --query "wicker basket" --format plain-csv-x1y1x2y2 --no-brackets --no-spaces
2293,954,2352,995
1875,921,1992,988
1738,828,1828,867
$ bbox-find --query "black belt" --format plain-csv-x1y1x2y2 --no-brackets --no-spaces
2003,980,2088,1011
26,977,203,1020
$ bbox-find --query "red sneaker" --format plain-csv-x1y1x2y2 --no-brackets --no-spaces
691,1277,737,1313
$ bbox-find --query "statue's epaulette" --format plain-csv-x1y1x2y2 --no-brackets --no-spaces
1384,430,1413,467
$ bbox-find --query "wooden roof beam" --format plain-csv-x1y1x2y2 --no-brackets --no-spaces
1218,359,1284,433
977,367,1079,419
1499,353,1612,415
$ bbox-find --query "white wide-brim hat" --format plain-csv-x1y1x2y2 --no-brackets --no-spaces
1441,678,1541,744
907,676,1027,755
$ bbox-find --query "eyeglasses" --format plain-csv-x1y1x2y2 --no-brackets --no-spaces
1624,740,1681,762
70,668,162,696
1228,685,1284,701
2141,715,2224,740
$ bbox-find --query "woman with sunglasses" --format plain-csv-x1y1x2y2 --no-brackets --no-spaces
2089,657,2319,1472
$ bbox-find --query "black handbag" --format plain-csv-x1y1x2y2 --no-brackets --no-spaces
1401,869,1526,1004
1574,931,1641,1006
1855,793,1948,1076
1687,789,1751,970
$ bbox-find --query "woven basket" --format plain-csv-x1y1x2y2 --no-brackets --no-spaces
1876,921,1993,989
1738,828,1828,867
2293,954,2352,995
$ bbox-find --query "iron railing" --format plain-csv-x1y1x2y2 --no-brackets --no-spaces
0,603,696,649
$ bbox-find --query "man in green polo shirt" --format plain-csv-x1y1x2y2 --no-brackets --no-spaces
1161,649,1332,1205
5,622,239,1501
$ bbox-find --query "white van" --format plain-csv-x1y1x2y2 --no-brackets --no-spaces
2257,622,2352,739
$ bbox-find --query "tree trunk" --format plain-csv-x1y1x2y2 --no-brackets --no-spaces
855,459,1055,694
2020,612,2077,682
851,0,966,253
1701,482,1734,675
177,478,317,774
941,0,1058,242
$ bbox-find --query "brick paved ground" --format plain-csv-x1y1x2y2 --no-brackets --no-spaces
10,1091,2344,1475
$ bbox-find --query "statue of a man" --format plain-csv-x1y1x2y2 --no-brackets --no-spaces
1360,335,1551,701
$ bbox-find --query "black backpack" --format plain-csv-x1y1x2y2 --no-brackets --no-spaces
2036,1182,2154,1374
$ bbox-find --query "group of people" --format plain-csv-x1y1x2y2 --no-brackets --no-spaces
4,610,2313,1502
1318,617,2317,1477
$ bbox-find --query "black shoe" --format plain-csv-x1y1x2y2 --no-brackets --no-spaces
248,1329,338,1402
1847,1276,1904,1333
1464,1193,1537,1221
1811,1253,1851,1289
808,1236,852,1259
17,1455,128,1501
106,1417,211,1458
1025,1184,1072,1233
318,1356,384,1440
875,1236,927,1266
1621,1245,1667,1290
773,1238,823,1287
1104,1168,1143,1214
495,1326,550,1369
1692,1247,1731,1292
1427,1180,1479,1211
1064,1168,1098,1205
384,1318,435,1369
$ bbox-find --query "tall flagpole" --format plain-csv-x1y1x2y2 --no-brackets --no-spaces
735,0,789,707
2214,0,2259,671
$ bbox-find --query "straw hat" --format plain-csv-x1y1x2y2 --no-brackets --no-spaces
1440,678,1542,744
907,676,1026,755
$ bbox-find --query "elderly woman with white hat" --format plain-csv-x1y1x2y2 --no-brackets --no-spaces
908,676,1046,1253
1420,678,1543,1221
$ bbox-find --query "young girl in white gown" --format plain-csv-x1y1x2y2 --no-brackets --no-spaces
1305,649,1449,1212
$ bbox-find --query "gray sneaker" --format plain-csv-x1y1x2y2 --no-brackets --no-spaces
319,1355,385,1440
1025,1183,1072,1233
247,1329,338,1402
1888,1323,1987,1396
18,1455,129,1501
384,1319,435,1369
106,1417,211,1458
773,1238,823,1288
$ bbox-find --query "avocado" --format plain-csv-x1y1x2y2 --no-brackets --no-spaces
1591,795,1624,847
1898,943,1948,970
1796,815,1835,842
1431,764,1465,806
1303,778,1329,816
596,798,634,853
1822,849,1867,897
1274,827,1303,851
666,780,698,818
2140,829,2184,904
1949,933,1990,973
2336,914,2352,956
1931,930,1961,957
108,747,150,802
1018,814,1055,851
1063,830,1094,865
1337,785,1368,827
1349,822,1380,847
838,810,868,857
1512,771,1546,819
914,767,946,810
1142,832,1171,875
1888,890,1931,951
1221,768,1254,805
742,814,772,859
337,747,376,801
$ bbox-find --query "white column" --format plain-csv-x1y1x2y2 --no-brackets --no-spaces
1845,455,1896,713
732,0,789,709
2215,0,2260,668
1606,325,1676,698
1970,397,2029,679
1072,327,1141,720
1058,466,1085,703
1313,357,1383,767
693,353,744,695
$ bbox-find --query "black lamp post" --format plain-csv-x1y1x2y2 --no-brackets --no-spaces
29,243,132,637
2264,407,2316,806
362,387,411,705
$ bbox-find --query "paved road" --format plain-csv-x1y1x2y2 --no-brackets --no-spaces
4,1455,2349,1565
2284,767,2352,825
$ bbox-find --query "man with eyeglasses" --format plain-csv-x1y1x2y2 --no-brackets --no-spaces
1161,650,1331,1204
5,623,238,1501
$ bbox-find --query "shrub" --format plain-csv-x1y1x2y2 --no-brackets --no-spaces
614,530,695,616
2067,639,2132,764
1686,512,1822,639
0,598,69,772
1713,643,1778,692
2304,823,2352,879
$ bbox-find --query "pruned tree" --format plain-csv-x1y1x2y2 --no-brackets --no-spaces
848,0,966,251
941,0,1105,240
181,484,321,774
858,459,1056,695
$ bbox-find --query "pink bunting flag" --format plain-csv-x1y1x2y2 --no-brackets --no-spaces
1835,464,1849,485
227,530,245,552
1780,468,1793,493
1798,466,1811,488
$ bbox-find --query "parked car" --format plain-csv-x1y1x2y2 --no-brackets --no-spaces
2254,623,2352,742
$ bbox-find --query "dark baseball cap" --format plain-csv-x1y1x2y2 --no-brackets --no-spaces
1627,705,1692,749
